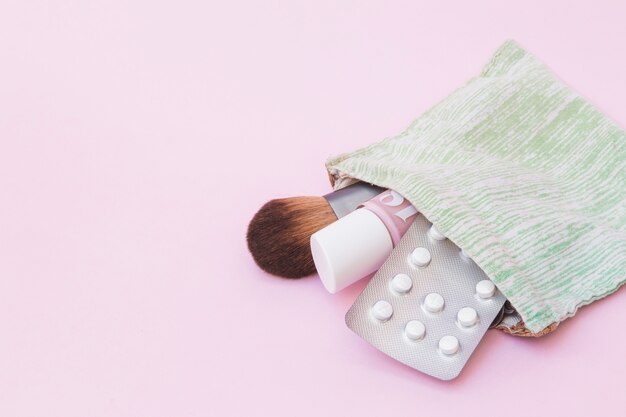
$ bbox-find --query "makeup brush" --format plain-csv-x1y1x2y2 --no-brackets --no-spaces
246,182,384,278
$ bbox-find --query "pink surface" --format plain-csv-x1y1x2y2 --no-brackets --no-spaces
1,1,625,416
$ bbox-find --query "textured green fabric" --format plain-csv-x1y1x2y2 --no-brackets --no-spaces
326,40,626,334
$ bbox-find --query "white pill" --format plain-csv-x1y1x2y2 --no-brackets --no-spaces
410,247,431,267
371,300,393,321
439,335,459,355
457,307,478,327
429,224,446,241
405,320,426,340
424,292,444,313
476,280,496,299
459,248,472,260
390,273,412,294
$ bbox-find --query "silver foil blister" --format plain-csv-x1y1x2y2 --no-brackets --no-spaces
345,215,506,380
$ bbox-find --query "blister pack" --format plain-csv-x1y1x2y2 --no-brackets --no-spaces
345,214,507,380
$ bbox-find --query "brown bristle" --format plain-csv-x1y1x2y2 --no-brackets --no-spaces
246,196,337,278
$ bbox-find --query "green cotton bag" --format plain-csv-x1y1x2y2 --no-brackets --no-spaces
326,40,626,337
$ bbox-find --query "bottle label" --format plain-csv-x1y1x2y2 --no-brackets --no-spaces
362,190,418,246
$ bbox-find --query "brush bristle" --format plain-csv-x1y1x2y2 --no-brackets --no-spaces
246,196,337,278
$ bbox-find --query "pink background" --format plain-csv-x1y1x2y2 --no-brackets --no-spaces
1,1,625,416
